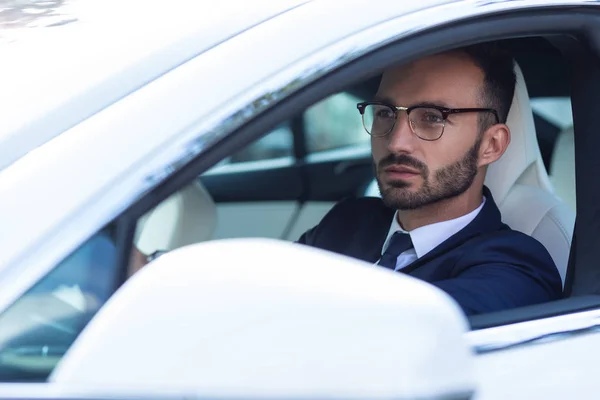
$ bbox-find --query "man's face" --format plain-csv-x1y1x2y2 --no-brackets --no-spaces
372,52,487,210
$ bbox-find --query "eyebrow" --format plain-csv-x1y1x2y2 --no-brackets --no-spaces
372,95,453,110
413,101,454,109
373,95,396,104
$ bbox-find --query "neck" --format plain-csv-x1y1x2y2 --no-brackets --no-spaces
397,185,484,231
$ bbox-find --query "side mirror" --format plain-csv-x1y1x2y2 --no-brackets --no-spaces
52,239,476,399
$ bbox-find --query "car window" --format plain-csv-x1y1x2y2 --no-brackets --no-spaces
0,230,119,382
531,97,573,129
304,93,368,153
215,123,294,167
531,97,575,211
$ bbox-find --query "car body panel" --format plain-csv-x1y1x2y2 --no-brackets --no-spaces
474,331,600,399
0,0,310,171
0,0,598,397
4,0,575,171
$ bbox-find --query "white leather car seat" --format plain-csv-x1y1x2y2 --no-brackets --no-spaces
134,181,217,255
549,125,576,211
484,64,574,285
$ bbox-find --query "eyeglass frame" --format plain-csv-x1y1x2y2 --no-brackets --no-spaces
356,101,500,141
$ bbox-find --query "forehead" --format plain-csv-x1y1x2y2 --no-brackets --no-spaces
376,52,484,107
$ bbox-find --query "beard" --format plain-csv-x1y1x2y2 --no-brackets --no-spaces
375,138,481,210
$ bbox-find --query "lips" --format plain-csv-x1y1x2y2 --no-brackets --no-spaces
384,165,420,175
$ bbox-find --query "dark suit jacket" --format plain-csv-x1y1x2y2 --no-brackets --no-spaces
297,187,563,315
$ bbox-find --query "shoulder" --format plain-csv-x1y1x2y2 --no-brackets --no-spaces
297,196,394,246
472,228,550,255
435,229,562,314
459,227,555,269
458,228,561,291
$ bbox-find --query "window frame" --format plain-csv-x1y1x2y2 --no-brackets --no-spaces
123,9,600,332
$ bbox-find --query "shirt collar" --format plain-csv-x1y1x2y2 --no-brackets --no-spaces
382,197,486,258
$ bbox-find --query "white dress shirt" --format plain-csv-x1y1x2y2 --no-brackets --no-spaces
379,197,486,271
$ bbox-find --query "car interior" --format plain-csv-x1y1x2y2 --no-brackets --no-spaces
135,37,576,289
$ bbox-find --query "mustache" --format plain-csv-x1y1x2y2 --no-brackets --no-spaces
378,153,428,173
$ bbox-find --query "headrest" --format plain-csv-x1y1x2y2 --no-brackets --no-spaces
484,63,552,205
134,181,217,254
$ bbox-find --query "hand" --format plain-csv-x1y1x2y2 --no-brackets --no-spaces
128,246,148,277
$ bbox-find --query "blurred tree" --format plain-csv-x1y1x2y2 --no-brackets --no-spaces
0,0,76,29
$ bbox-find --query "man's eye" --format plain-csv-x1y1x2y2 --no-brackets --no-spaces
422,112,444,123
376,109,394,118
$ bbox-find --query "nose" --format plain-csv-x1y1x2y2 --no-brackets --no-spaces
386,111,416,153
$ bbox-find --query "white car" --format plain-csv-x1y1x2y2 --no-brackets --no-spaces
0,0,597,399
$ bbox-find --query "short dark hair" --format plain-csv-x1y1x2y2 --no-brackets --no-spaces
460,42,516,131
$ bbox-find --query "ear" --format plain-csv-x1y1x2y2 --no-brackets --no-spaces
478,124,510,168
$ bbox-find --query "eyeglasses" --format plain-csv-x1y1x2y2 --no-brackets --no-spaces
356,101,500,141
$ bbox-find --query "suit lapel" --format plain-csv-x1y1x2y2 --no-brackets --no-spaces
400,186,504,274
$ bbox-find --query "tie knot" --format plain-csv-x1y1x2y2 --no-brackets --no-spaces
377,231,413,270
387,231,413,256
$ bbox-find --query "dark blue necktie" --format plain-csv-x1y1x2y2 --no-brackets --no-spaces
377,231,413,270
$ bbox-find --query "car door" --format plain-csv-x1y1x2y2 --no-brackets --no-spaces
469,309,600,399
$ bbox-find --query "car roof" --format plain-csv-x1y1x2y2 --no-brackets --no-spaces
0,0,311,171
0,0,483,171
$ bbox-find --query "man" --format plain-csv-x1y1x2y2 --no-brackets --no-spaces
298,43,562,315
